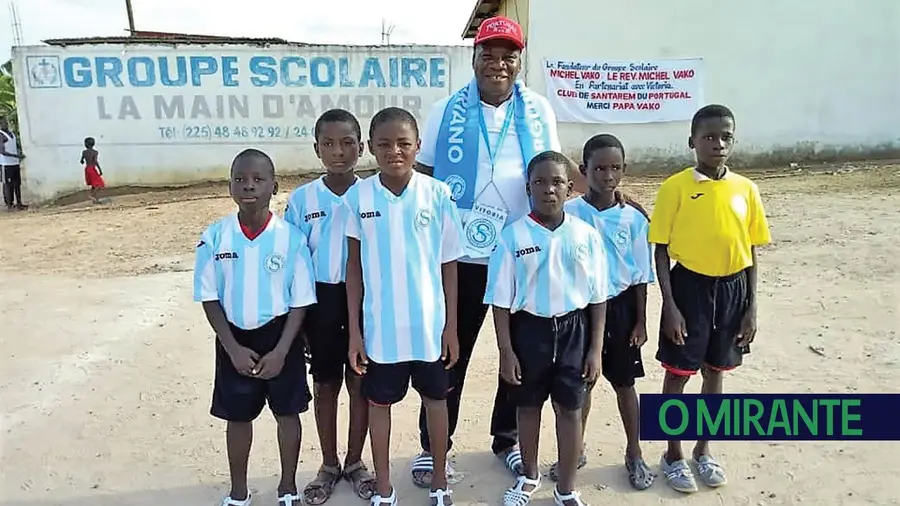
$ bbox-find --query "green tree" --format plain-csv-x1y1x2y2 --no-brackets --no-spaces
0,60,19,136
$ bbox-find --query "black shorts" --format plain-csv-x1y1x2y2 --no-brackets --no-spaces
211,314,311,422
2,165,20,185
362,359,451,406
600,286,646,388
655,264,750,375
508,309,588,411
303,282,354,384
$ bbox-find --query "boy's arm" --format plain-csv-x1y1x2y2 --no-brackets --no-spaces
194,233,245,358
280,239,318,348
346,238,363,340
654,245,675,309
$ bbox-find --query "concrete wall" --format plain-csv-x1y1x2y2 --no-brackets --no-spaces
13,43,473,203
523,0,900,170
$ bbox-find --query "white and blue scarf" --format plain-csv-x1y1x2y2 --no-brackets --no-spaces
433,78,553,210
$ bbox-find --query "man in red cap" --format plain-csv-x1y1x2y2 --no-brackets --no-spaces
411,14,560,489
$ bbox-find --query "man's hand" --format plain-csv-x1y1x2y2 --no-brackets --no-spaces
348,335,368,375
583,348,602,383
630,321,649,347
441,328,459,369
228,346,260,376
499,348,522,385
736,306,758,347
662,304,687,346
253,348,287,379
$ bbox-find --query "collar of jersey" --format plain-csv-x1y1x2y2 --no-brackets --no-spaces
374,170,418,201
317,174,359,200
692,166,731,182
231,213,274,241
527,212,568,234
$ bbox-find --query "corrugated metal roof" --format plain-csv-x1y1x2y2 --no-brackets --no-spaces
461,0,504,38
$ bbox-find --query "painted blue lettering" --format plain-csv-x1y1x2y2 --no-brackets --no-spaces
63,57,92,88
359,57,386,88
189,56,218,86
127,56,155,87
429,57,446,88
389,58,399,87
96,57,124,87
221,56,239,87
249,56,277,87
281,57,306,87
338,58,354,87
402,58,426,87
310,57,335,87
159,56,187,86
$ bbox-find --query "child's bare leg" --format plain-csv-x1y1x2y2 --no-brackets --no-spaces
369,403,393,497
614,386,641,459
276,414,302,496
662,371,690,462
345,371,369,465
553,403,583,503
693,367,723,458
314,380,342,467
517,407,542,485
423,396,451,503
226,421,253,501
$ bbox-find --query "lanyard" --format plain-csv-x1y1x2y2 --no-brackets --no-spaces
479,101,515,174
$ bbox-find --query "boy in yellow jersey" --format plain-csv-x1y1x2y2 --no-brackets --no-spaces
648,104,771,494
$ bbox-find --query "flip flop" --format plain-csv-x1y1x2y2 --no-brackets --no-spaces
497,447,524,476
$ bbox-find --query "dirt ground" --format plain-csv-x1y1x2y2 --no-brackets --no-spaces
1,162,898,506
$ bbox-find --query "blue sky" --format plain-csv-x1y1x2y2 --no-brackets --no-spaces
0,0,477,62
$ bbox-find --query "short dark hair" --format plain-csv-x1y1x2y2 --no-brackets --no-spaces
314,108,361,141
84,137,96,148
369,107,418,139
231,147,275,174
691,104,735,136
526,150,573,179
581,133,624,165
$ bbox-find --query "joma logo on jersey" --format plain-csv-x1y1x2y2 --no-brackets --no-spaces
305,211,327,222
215,252,239,260
360,210,382,219
515,245,542,258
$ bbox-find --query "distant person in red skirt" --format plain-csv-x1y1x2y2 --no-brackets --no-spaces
81,137,106,204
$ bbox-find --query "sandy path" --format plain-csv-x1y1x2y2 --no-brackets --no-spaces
1,164,898,506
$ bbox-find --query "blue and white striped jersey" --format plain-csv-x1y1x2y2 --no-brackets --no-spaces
344,171,465,364
565,197,655,299
284,175,358,284
193,213,317,330
484,213,609,318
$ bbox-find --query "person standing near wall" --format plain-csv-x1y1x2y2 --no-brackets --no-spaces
409,15,562,486
0,117,26,211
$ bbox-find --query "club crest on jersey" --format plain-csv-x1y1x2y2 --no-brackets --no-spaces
615,228,630,246
415,208,434,228
443,175,466,202
465,217,496,247
264,253,286,273
215,251,239,261
305,210,327,222
573,243,590,262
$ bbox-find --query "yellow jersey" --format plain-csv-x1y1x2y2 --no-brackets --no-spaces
648,167,771,277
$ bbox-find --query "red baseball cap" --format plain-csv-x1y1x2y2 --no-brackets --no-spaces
474,16,525,49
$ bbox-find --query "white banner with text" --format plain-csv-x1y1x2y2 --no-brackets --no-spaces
543,57,704,124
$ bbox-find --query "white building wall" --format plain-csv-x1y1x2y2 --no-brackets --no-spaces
524,0,900,169
13,43,473,203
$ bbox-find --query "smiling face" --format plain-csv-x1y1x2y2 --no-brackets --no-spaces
690,116,735,170
230,155,275,212
315,120,363,175
527,159,572,217
473,40,522,101
368,118,420,179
